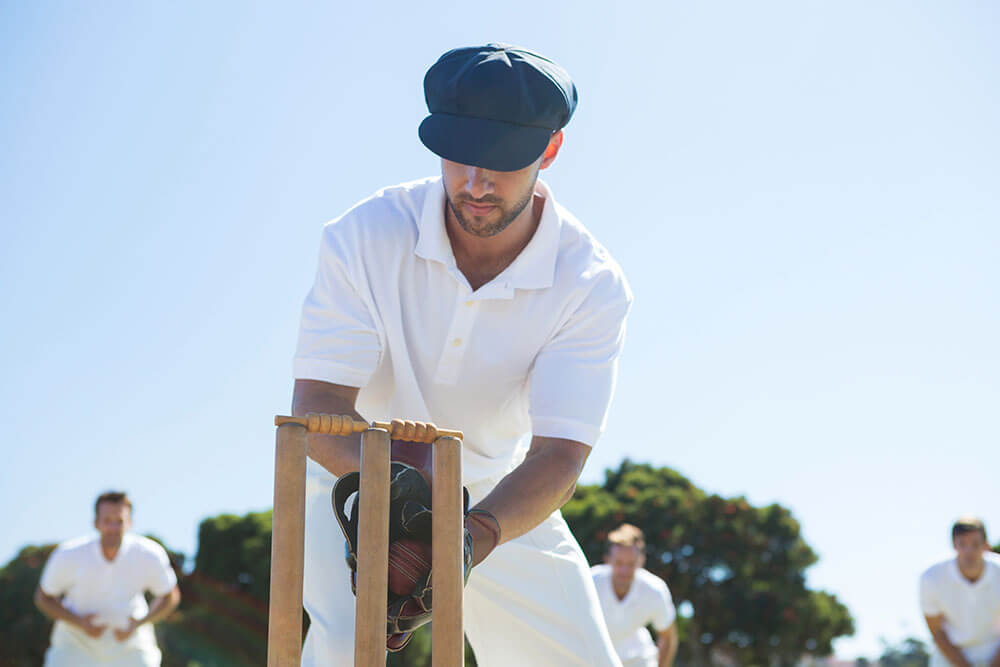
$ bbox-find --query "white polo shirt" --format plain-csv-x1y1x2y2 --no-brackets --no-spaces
920,552,1000,661
294,176,632,484
591,564,676,663
39,533,177,653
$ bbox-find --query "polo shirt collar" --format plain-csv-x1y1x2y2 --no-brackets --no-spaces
950,557,994,587
414,177,561,293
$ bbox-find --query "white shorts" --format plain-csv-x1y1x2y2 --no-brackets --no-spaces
301,462,622,666
44,622,161,667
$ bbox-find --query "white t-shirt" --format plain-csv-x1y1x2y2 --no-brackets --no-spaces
40,533,177,651
919,552,1000,662
294,177,632,484
592,564,676,663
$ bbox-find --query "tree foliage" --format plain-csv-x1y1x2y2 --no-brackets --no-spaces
878,637,930,667
0,544,57,666
562,460,854,666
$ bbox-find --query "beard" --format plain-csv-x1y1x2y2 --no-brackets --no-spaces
446,178,537,238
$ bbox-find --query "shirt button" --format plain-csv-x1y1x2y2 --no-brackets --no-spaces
452,338,462,347
465,300,474,307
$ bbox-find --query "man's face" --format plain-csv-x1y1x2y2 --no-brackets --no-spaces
94,502,131,546
441,158,541,238
953,531,987,571
605,544,645,590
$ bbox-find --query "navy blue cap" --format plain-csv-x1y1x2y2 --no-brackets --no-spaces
419,43,578,172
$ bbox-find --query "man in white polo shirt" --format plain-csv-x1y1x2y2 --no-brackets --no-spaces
291,43,631,666
34,491,181,666
592,524,678,667
919,517,1000,667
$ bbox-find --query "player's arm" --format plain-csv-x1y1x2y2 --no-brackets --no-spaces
142,584,181,625
467,435,589,563
113,584,180,641
33,587,105,638
990,641,1000,667
292,379,364,477
925,614,972,667
657,622,678,667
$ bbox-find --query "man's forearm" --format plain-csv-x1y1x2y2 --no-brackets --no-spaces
138,587,180,626
659,638,677,667
989,642,1000,667
931,632,971,667
34,590,82,626
473,437,586,544
658,626,678,667
292,380,364,477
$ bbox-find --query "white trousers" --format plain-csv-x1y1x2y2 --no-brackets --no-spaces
44,622,161,666
301,463,622,667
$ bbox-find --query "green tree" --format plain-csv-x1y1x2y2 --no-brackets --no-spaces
562,460,854,667
0,544,57,666
878,636,930,667
157,512,273,666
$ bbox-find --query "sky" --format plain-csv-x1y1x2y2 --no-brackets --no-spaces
2,0,998,660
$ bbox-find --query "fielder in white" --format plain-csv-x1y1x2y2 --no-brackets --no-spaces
592,524,678,667
34,491,181,667
920,517,1000,667
291,43,631,666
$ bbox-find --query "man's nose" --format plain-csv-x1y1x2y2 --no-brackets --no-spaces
465,166,493,199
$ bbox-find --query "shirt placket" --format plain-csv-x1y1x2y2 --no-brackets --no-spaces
433,290,480,385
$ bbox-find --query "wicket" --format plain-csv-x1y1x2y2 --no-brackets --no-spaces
268,414,466,667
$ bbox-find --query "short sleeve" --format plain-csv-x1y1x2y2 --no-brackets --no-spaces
293,221,382,388
39,548,70,597
145,544,178,597
650,579,677,631
919,571,942,616
529,272,632,446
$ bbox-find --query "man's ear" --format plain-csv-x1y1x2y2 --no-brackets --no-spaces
539,130,564,170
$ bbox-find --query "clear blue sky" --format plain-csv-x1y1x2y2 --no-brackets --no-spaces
2,1,997,660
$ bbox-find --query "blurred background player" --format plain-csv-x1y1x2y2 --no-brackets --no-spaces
920,517,1000,667
33,491,181,667
592,523,678,667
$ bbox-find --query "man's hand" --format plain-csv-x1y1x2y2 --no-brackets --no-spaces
76,613,106,638
113,618,139,642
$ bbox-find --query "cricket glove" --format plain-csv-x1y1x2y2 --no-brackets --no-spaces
332,441,489,652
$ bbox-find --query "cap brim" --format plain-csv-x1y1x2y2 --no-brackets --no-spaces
419,113,553,172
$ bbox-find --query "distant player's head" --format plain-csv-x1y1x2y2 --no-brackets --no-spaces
94,491,132,547
951,516,988,570
605,523,646,588
419,44,576,238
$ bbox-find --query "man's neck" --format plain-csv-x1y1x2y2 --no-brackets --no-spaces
101,538,123,562
957,558,985,583
446,195,543,291
612,578,633,601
